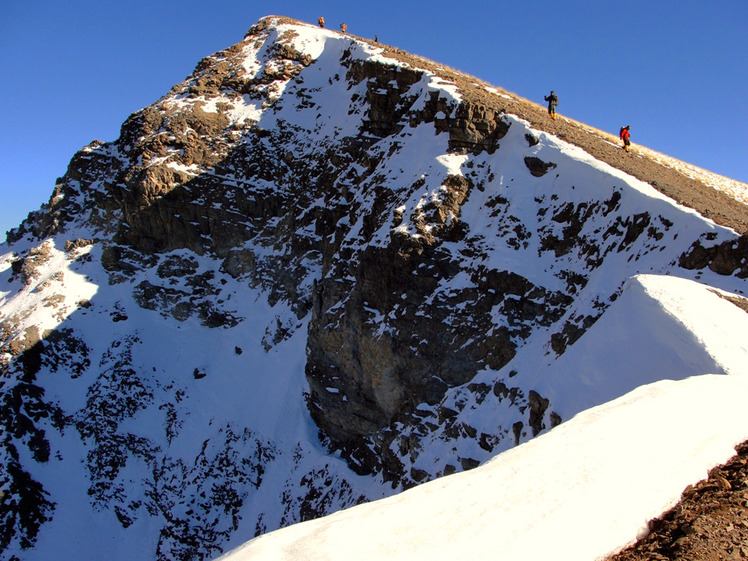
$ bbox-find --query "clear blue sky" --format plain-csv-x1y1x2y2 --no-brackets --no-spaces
1,0,746,239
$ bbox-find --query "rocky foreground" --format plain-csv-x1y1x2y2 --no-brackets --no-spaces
609,439,748,560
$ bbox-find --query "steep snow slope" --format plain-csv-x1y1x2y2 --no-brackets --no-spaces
0,16,746,561
215,275,748,561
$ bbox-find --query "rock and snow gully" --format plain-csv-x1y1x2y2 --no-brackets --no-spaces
1,16,747,561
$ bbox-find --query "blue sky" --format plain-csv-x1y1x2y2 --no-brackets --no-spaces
1,0,746,238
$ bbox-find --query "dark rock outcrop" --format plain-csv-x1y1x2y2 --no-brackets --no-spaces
679,234,748,278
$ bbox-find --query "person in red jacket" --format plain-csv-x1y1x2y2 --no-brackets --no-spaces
318,16,325,28
620,125,631,152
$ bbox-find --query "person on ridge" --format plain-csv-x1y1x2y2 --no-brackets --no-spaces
318,16,325,28
544,90,558,120
340,22,347,33
620,125,631,152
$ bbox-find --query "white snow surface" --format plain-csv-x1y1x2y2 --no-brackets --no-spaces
217,275,748,561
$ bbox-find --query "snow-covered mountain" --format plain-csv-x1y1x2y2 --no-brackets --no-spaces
1,16,746,561
216,276,748,561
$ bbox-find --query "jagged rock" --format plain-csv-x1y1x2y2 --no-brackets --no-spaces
528,390,550,437
5,326,41,357
680,234,748,278
11,243,53,285
459,457,480,471
512,421,524,446
157,254,199,278
524,156,557,177
479,433,500,452
525,133,540,146
64,238,94,251
220,248,255,279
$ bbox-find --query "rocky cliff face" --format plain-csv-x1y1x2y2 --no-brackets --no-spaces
1,16,747,561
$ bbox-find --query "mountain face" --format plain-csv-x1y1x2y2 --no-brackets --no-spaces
1,15,747,561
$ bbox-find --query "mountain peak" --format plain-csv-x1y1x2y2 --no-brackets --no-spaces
1,14,747,561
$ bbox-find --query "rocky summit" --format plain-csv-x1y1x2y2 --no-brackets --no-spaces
1,16,747,561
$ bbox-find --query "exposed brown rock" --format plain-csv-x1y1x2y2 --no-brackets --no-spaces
608,440,748,561
10,242,53,285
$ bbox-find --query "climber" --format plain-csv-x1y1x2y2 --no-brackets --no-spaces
544,90,558,120
340,22,347,33
318,16,325,28
619,125,631,152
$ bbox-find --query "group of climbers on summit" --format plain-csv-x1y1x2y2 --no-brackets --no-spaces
544,90,633,153
317,16,347,34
